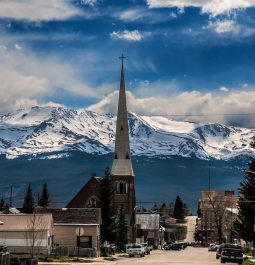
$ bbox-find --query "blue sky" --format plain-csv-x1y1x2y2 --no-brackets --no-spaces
1,0,255,126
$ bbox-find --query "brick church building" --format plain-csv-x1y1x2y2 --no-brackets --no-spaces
67,55,136,241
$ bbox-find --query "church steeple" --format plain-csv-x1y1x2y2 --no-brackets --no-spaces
111,54,134,177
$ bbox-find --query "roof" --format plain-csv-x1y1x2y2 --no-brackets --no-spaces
111,60,134,177
66,175,101,208
226,208,238,214
37,208,101,225
0,207,20,214
111,158,134,176
0,214,53,231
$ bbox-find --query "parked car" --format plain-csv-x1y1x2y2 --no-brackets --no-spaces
128,244,146,257
220,244,243,264
216,243,225,259
171,243,183,250
140,243,151,254
208,243,218,252
163,241,175,250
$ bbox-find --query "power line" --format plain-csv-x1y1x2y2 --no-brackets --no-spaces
1,113,255,118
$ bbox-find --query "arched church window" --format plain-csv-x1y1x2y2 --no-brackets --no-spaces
120,125,123,131
119,182,124,194
123,182,128,194
126,153,129,159
114,154,118,159
115,182,120,194
86,196,98,208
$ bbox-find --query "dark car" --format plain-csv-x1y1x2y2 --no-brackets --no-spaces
216,243,225,259
220,244,243,264
170,243,183,250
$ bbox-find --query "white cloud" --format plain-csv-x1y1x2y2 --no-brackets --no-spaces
0,0,82,21
118,9,146,22
207,20,240,34
0,44,99,113
147,0,255,16
88,89,255,127
110,30,143,41
81,0,97,6
219,86,229,92
14,43,22,50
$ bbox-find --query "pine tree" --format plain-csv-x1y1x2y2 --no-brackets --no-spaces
100,167,117,245
22,183,34,213
39,183,50,207
173,195,185,223
0,197,4,208
116,205,128,251
235,139,255,247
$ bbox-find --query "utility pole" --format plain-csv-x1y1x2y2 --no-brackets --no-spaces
9,186,13,207
208,161,211,191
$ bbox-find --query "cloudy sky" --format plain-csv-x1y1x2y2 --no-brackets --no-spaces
1,0,255,127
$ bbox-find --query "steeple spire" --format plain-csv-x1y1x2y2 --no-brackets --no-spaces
111,54,134,176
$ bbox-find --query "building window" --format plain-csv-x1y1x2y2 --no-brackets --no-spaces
115,181,128,194
77,236,92,248
120,182,124,194
115,182,120,193
86,196,98,208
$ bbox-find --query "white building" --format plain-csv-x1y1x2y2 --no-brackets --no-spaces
0,214,53,255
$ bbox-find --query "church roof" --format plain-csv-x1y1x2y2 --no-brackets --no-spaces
111,55,134,177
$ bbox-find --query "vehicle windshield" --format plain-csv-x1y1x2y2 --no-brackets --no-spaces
131,245,141,248
223,244,242,249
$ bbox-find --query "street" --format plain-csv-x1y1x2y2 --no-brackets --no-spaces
72,247,242,265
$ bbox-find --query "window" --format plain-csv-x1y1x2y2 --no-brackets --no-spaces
77,236,92,248
115,181,128,194
120,182,124,194
115,182,120,193
86,196,98,207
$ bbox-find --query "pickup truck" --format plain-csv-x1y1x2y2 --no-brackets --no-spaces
220,244,243,264
128,244,146,257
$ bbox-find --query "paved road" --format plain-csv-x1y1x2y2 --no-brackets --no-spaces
184,216,197,242
96,247,241,265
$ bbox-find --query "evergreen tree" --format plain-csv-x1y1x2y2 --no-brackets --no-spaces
39,183,50,207
235,140,255,246
100,167,117,244
0,197,4,208
22,183,34,213
116,205,128,251
173,195,185,223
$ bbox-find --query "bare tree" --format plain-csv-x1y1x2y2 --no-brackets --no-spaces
25,213,47,258
200,190,238,244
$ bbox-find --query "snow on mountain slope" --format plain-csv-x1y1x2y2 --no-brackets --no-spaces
0,106,254,160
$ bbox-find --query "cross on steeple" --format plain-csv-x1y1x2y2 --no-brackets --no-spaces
119,53,126,68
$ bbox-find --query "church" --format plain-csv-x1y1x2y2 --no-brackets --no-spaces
67,55,136,241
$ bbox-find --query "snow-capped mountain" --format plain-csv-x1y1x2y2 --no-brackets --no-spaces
0,106,254,160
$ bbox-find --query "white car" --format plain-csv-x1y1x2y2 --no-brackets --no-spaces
128,244,146,257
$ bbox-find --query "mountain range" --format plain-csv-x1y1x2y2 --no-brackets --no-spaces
0,106,253,212
0,106,254,160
